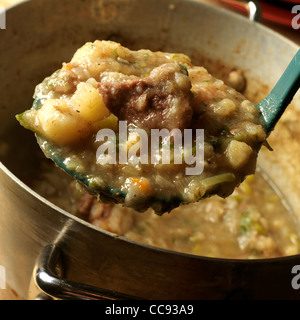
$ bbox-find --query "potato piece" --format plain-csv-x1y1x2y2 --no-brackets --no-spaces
71,42,104,62
245,122,266,142
226,69,246,92
71,40,124,63
214,98,237,117
70,82,110,123
36,99,88,145
226,140,253,169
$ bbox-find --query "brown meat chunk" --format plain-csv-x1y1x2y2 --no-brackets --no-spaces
88,202,134,235
77,193,95,215
97,63,193,131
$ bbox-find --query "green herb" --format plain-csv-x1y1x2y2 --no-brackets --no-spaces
200,101,208,108
191,90,198,98
209,139,222,151
137,226,146,234
213,97,222,102
240,212,252,234
113,48,119,58
220,126,230,136
254,222,265,235
233,131,247,142
177,63,188,76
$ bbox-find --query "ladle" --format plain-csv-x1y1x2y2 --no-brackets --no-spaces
258,49,300,134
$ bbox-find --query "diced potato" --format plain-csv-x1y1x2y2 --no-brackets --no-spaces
71,40,126,63
245,123,266,142
241,100,257,115
226,140,253,169
214,98,236,117
70,82,110,123
20,81,112,146
36,99,88,145
71,42,104,62
226,69,246,92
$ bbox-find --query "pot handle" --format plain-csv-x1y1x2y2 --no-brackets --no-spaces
31,244,141,300
221,0,262,22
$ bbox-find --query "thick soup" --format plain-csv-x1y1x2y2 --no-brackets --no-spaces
30,160,299,259
17,41,267,214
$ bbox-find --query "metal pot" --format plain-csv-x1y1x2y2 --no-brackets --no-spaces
0,0,299,300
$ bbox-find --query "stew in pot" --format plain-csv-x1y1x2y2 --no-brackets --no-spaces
29,160,299,259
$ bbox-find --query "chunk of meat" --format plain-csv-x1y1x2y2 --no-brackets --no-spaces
97,63,193,131
77,193,95,215
77,194,134,235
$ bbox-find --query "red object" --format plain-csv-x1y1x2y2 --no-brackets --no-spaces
220,0,300,27
280,1,300,4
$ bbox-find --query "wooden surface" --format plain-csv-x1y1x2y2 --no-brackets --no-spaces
0,0,299,300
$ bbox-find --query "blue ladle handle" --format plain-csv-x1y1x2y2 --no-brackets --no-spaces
257,49,300,134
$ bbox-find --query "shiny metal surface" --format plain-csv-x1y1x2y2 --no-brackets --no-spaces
227,0,262,22
0,0,299,300
31,244,140,300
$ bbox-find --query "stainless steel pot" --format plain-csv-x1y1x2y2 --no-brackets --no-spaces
0,0,299,300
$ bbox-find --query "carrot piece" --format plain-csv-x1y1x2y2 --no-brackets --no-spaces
63,63,73,71
130,177,152,194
